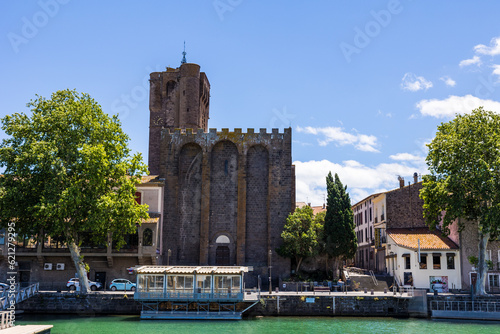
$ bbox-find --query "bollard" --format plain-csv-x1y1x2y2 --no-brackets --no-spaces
384,288,387,294
371,289,374,295
364,288,367,293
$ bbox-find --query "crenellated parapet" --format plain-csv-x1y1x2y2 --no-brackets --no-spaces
159,127,292,155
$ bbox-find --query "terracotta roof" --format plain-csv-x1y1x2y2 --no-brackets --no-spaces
311,206,326,215
296,202,326,216
139,175,162,184
386,228,458,250
142,217,159,224
135,266,250,275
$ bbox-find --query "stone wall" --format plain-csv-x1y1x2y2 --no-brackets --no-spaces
248,295,410,317
158,128,293,283
18,292,410,317
17,292,140,315
0,256,142,291
386,182,426,229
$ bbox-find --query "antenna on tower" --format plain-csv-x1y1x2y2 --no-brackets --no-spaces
181,41,187,64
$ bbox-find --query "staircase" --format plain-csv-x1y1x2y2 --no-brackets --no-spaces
348,273,392,292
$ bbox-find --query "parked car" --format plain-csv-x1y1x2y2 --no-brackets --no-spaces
109,279,136,291
66,278,102,291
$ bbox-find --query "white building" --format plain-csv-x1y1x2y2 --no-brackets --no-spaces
386,228,461,292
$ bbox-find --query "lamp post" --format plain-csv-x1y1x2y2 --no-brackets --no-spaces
167,249,171,266
268,249,272,294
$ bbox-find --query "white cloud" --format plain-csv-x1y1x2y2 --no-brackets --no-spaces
294,159,427,205
389,153,424,162
416,95,500,118
296,126,379,152
459,55,482,67
440,76,456,87
400,73,433,92
377,110,392,118
474,37,500,56
492,64,500,81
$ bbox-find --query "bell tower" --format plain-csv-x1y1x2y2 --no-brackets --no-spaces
148,49,210,174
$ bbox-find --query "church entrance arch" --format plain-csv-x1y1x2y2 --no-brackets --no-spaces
216,246,230,266
215,234,231,266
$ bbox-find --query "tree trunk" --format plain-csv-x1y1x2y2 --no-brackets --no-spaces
325,255,329,279
296,257,303,273
332,257,339,280
475,230,490,295
68,241,90,294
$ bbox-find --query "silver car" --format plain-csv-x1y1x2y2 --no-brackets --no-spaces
66,278,102,291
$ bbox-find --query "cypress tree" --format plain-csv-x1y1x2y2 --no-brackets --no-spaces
323,172,356,278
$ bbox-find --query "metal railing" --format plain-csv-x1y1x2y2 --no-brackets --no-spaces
0,283,39,311
135,291,244,301
369,270,378,286
431,300,500,313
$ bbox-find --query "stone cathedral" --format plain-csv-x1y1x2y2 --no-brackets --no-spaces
148,59,294,280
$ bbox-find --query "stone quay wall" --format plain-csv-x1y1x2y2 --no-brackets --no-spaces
248,295,410,317
17,292,410,317
17,292,140,315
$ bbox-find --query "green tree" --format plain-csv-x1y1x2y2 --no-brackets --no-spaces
323,172,356,279
277,205,322,273
420,107,500,295
0,90,149,293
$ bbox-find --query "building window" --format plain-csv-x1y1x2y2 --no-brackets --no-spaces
433,254,441,269
404,272,413,286
447,253,455,270
420,254,427,269
143,228,153,246
489,274,499,289
498,250,500,270
135,192,142,205
405,256,410,269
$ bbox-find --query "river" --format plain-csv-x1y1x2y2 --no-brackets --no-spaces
16,314,500,334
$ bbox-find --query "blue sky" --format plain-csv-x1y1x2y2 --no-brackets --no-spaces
2,0,500,205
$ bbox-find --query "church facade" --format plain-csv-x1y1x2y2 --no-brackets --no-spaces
148,62,294,281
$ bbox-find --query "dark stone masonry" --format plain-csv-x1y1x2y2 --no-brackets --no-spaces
147,62,295,284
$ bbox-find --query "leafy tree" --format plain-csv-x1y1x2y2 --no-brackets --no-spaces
420,107,500,295
0,90,149,293
323,172,356,278
277,205,322,273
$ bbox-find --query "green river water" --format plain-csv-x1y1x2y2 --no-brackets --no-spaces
15,315,500,334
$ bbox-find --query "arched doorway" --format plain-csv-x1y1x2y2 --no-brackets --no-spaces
215,235,230,266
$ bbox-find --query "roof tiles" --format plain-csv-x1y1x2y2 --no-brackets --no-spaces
387,228,458,250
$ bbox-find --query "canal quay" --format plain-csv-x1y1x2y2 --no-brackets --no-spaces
10,290,500,334
13,288,500,320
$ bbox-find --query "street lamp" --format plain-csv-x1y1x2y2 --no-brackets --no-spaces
167,249,171,266
268,249,272,294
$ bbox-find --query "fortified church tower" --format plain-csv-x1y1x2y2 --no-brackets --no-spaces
148,50,294,282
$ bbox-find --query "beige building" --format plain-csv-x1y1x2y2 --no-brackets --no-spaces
0,176,164,290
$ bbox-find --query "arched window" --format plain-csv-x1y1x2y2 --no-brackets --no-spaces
216,235,230,244
143,228,153,246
